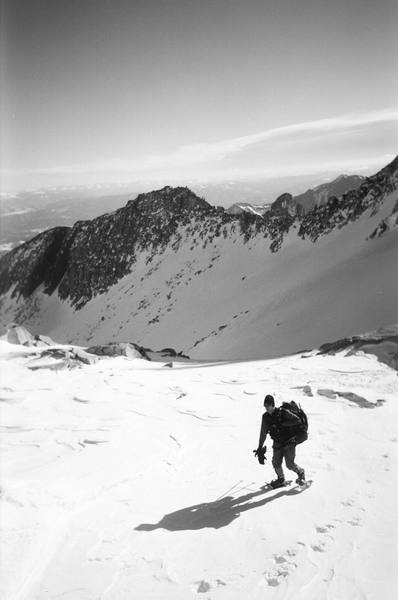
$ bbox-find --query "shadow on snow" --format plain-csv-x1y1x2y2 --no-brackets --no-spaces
135,483,308,532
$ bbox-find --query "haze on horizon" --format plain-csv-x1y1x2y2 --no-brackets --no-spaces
1,0,397,193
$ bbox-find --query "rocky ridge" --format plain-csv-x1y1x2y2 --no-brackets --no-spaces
298,157,398,242
0,157,397,314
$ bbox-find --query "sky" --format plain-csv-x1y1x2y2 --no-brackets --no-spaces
1,0,397,192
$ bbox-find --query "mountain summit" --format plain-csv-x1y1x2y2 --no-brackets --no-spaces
0,157,397,359
293,173,366,213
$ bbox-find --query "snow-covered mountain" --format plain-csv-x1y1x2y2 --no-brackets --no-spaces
0,173,361,256
0,157,397,359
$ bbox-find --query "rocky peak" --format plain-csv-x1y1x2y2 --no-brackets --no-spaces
127,186,211,215
270,193,302,217
0,186,227,308
294,174,365,213
376,155,398,179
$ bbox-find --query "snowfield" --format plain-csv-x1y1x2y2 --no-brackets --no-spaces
1,340,397,599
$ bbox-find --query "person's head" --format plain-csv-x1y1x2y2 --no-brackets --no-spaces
264,394,275,414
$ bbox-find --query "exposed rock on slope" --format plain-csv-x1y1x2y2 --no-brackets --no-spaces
298,157,398,242
369,200,398,239
0,157,397,358
25,347,99,370
86,342,150,360
0,185,295,307
0,323,55,347
318,325,398,371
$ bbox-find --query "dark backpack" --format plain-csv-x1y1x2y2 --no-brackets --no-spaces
281,401,308,444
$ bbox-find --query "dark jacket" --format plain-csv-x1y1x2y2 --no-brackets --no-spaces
258,406,302,449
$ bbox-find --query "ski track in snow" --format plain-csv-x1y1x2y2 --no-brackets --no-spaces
1,342,398,599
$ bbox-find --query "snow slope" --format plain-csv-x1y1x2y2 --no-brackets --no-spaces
2,189,397,360
1,341,397,599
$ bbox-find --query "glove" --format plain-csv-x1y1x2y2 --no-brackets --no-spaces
253,446,266,465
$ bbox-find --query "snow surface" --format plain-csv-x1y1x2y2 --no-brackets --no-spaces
1,340,397,599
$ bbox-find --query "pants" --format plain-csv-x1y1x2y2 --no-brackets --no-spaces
272,443,303,479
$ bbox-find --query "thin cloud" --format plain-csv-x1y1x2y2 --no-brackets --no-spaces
176,107,398,163
2,107,397,177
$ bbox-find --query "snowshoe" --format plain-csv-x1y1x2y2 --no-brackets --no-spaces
269,478,287,489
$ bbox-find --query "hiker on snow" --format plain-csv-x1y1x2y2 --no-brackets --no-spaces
254,394,306,488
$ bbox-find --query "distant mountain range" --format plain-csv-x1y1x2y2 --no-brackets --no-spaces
0,157,397,359
294,174,366,212
225,174,365,217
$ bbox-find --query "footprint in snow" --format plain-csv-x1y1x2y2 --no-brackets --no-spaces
341,498,355,507
265,575,282,587
315,524,335,534
274,555,288,564
194,579,226,594
263,550,298,586
310,543,326,553
347,517,362,527
264,564,295,586
307,523,337,554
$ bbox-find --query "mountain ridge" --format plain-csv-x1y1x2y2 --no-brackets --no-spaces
293,173,365,213
0,156,397,359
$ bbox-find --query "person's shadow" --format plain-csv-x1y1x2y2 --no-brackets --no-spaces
135,482,308,532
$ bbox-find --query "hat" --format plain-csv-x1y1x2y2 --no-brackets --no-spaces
264,394,275,407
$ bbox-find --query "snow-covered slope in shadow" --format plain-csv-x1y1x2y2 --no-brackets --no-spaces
1,340,397,599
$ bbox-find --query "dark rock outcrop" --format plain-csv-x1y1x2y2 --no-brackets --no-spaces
26,347,98,370
86,342,150,360
317,326,398,371
0,186,263,307
0,323,56,347
0,227,70,299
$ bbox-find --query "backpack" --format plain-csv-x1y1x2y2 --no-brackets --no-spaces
281,401,308,444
